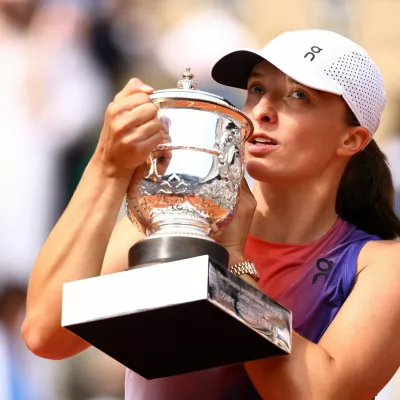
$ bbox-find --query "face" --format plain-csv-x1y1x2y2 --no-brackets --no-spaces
242,61,355,185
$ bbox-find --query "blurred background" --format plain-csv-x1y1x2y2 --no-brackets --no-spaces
0,0,399,399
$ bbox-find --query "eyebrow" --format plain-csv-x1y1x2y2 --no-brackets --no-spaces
248,71,322,100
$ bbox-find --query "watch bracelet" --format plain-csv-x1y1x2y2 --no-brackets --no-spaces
228,260,260,282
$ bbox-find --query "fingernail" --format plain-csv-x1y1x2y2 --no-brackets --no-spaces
161,116,171,131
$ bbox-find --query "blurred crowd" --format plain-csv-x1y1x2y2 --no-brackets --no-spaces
0,0,399,399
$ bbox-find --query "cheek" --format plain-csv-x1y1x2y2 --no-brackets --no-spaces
286,114,339,153
242,100,253,119
245,117,338,181
242,98,256,117
285,123,338,173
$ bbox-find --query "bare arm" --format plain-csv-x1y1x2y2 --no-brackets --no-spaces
22,160,139,359
22,78,163,360
221,183,400,399
102,215,143,276
244,240,400,399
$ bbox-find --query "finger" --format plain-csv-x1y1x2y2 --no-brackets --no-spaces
134,129,165,154
111,92,152,115
105,93,153,122
238,178,256,207
122,118,163,145
113,103,159,135
160,115,171,135
153,133,172,150
241,177,252,192
153,147,172,160
114,78,154,101
163,133,172,144
152,132,172,159
129,103,159,129
155,152,172,176
238,178,257,211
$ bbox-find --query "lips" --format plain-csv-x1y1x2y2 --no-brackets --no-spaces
249,133,278,145
247,133,278,155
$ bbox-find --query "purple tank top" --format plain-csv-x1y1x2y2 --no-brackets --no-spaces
125,219,379,399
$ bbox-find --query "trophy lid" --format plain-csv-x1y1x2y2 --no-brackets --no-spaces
150,67,233,106
150,67,253,139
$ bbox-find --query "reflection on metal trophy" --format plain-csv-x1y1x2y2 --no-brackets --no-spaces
61,68,292,380
125,67,252,269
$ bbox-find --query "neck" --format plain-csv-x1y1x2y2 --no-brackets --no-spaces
251,178,341,244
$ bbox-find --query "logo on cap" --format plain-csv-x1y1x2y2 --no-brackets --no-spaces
304,46,323,61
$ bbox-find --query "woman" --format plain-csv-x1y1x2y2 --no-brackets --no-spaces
22,29,400,399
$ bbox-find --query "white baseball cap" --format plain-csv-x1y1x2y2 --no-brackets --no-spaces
211,29,386,136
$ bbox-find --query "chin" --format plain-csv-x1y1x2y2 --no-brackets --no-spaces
246,159,277,183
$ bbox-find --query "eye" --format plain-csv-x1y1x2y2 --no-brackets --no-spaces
248,84,264,94
289,90,309,100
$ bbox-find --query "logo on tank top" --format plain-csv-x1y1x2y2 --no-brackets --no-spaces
312,258,334,284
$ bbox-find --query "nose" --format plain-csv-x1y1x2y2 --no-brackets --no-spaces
251,97,278,125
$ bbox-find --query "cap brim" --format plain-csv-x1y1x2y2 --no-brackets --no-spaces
211,49,342,95
211,49,265,90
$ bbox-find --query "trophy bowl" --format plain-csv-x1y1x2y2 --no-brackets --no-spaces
125,68,253,268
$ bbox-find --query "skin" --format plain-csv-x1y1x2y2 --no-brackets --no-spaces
22,64,400,399
228,63,400,399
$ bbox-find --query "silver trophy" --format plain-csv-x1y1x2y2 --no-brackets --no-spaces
61,68,292,380
125,67,250,269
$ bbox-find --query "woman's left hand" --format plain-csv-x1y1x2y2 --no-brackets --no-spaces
215,178,257,264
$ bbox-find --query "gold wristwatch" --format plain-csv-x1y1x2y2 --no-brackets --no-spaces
228,260,260,282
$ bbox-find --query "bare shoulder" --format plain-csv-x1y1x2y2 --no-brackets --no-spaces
101,215,145,275
319,237,400,396
357,239,400,275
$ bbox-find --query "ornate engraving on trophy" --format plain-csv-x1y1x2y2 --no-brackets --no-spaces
217,123,244,184
125,68,253,241
145,156,162,182
158,174,190,194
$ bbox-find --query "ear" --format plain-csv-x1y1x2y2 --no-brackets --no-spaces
336,126,370,157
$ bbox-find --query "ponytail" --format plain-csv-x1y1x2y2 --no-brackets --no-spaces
336,109,400,239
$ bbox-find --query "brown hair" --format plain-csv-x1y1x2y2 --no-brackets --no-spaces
335,109,400,239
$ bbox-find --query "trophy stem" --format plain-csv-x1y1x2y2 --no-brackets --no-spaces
147,220,213,239
128,236,229,269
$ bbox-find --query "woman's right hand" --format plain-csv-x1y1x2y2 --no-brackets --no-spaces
93,78,165,181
